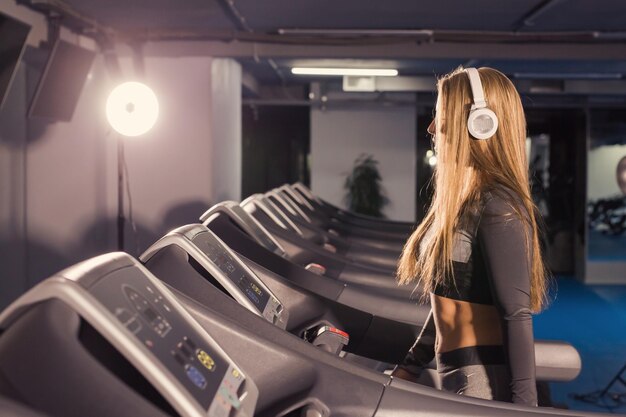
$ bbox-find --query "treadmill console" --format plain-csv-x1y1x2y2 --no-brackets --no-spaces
229,205,286,257
86,263,252,417
189,229,286,327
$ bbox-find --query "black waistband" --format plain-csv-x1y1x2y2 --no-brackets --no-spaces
436,345,505,373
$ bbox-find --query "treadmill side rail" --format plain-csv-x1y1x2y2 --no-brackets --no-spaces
200,201,288,257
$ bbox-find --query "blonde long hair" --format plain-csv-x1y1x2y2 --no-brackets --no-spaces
397,67,549,312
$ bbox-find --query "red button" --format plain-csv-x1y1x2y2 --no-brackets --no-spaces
328,327,349,339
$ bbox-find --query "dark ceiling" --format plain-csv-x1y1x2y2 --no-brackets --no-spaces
53,0,626,33
20,0,626,85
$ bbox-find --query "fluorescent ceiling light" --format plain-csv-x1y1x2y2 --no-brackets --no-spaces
291,67,398,77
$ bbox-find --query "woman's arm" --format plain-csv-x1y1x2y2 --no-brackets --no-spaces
393,309,436,381
478,194,538,406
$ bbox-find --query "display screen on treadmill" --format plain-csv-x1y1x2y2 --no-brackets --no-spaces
200,233,270,311
234,273,270,310
230,205,280,252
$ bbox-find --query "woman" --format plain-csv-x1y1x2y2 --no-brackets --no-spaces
393,67,549,407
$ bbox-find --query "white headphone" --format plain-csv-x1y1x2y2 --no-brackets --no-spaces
465,68,498,140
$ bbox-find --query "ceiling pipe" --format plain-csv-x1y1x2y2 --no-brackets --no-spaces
135,28,619,45
277,29,434,39
594,32,626,41
213,0,287,84
513,0,569,32
267,57,286,83
243,97,417,108
214,0,252,32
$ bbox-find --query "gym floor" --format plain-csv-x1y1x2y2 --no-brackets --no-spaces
534,277,626,413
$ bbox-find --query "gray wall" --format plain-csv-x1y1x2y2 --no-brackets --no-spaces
0,59,29,307
310,103,417,221
118,55,216,251
0,56,115,307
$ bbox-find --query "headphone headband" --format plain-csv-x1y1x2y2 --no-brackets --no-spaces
465,68,487,109
464,67,498,140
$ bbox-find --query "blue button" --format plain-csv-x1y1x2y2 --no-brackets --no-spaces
185,365,207,389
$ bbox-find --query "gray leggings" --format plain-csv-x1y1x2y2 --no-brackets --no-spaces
439,364,512,401
437,345,512,402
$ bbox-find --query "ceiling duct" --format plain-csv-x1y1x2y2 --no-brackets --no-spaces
278,28,433,40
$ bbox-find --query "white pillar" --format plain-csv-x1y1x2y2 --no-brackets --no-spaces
209,58,242,202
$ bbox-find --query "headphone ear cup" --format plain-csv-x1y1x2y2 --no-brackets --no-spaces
467,107,498,140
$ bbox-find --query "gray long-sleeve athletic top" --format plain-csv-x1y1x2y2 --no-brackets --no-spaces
399,189,538,406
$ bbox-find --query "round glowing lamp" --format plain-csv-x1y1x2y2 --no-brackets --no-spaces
106,81,159,137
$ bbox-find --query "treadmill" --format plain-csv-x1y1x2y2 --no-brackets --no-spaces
241,194,401,271
201,201,415,299
137,250,593,417
0,252,257,417
140,223,423,370
0,397,47,417
0,254,599,417
198,201,427,323
267,187,409,250
268,187,407,252
140,223,584,390
290,181,416,233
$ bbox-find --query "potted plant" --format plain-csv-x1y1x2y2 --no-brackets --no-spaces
343,154,388,218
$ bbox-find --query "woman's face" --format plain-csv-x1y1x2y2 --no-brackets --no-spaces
429,97,440,135
428,97,442,152
427,118,436,136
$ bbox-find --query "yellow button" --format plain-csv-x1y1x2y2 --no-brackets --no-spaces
196,350,215,371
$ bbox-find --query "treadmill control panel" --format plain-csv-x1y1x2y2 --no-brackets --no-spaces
230,205,286,256
88,267,249,416
192,231,286,327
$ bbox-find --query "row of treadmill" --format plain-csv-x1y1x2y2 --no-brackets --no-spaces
0,183,610,417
